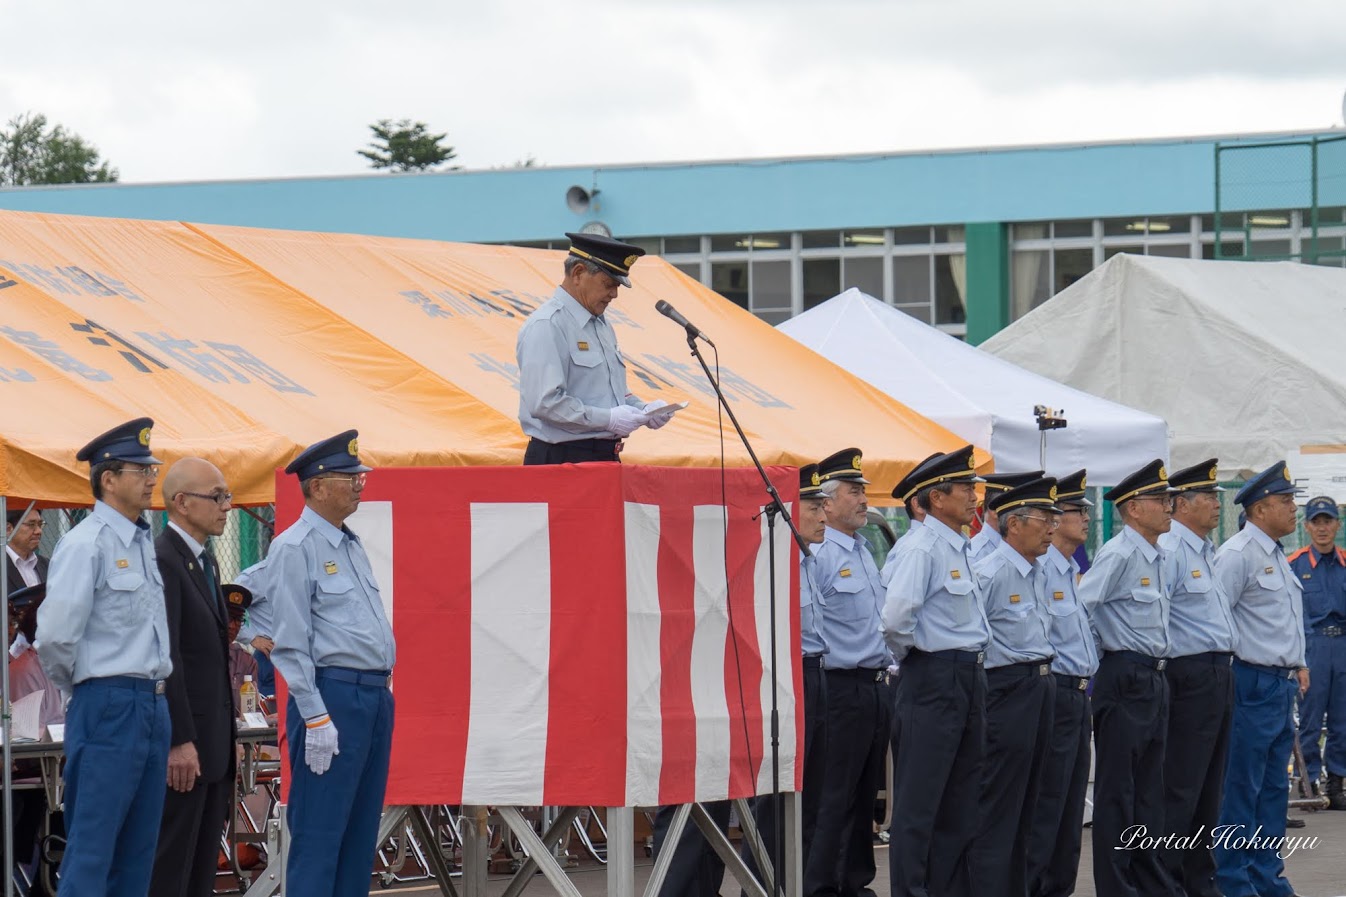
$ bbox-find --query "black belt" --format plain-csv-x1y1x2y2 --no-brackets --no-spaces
1054,673,1090,691
908,648,985,665
802,655,823,669
1104,650,1167,671
84,675,165,695
1314,624,1345,638
1233,658,1298,680
987,659,1053,678
826,667,887,682
1169,651,1234,666
530,436,622,451
317,667,393,688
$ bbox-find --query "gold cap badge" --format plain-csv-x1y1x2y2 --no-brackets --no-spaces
851,454,862,470
623,254,639,268
810,471,821,486
1158,465,1167,480
138,427,151,447
348,438,359,457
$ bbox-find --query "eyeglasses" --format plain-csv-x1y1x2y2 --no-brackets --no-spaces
117,465,160,479
1060,507,1091,517
315,473,367,488
1132,495,1175,509
1019,514,1061,528
179,491,233,506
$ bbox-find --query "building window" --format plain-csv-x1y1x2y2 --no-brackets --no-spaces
803,258,841,310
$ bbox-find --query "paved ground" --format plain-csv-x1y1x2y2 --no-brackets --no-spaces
362,805,1346,896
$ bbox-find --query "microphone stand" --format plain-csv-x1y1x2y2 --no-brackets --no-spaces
681,328,806,897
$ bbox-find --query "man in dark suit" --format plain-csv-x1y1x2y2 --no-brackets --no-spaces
5,507,48,593
149,458,236,897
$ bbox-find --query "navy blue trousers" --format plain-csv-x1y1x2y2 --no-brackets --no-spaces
1215,661,1297,897
254,648,277,697
1298,632,1346,780
58,677,170,897
285,670,395,897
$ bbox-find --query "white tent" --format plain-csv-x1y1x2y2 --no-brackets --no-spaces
777,288,1169,485
980,254,1346,476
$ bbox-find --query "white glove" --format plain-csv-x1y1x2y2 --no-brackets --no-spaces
643,400,672,430
607,405,650,437
304,715,340,775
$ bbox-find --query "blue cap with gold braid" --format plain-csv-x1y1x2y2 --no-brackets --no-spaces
565,233,647,288
895,445,983,500
285,429,372,481
988,477,1062,515
75,417,163,465
1234,460,1300,508
1103,459,1174,505
799,463,826,499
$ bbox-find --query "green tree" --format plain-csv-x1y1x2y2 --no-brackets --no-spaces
358,119,460,172
0,113,118,186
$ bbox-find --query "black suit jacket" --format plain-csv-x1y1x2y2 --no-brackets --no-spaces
157,528,235,782
5,553,48,596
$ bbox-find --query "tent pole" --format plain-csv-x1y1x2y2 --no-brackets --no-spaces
3,493,13,897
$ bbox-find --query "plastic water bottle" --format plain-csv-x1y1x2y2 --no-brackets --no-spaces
240,675,258,716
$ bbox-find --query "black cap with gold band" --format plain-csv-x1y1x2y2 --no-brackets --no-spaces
1055,469,1093,507
891,452,942,502
817,447,870,486
565,232,647,288
1103,459,1176,505
987,476,1062,515
895,445,983,501
1167,459,1225,493
799,463,826,500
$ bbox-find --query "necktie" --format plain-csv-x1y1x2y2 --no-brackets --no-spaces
200,547,223,616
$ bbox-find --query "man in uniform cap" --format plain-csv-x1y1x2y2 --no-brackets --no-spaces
37,417,173,897
1213,462,1307,897
1288,495,1346,810
806,448,893,897
968,471,1045,566
880,452,940,582
1157,460,1237,897
741,463,831,893
968,478,1061,897
270,430,397,897
1026,470,1097,897
222,584,261,716
881,445,990,897
516,233,674,464
1077,459,1174,897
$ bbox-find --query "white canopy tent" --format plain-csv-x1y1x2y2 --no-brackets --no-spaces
980,254,1346,476
777,288,1169,484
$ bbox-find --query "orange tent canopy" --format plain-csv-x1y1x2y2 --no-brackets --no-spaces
0,211,988,506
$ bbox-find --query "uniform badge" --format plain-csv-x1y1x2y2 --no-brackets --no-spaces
116,558,130,569
839,568,852,578
1191,570,1201,578
324,561,339,575
577,341,590,351
623,254,639,268
1009,594,1022,604
138,427,151,447
950,570,961,580
1158,465,1167,480
1303,573,1312,580
850,454,862,470
187,561,194,571
348,437,359,456
1264,566,1274,574
1053,591,1064,600
1140,577,1151,587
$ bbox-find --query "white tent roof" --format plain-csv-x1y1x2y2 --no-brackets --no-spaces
777,288,1169,485
980,254,1346,477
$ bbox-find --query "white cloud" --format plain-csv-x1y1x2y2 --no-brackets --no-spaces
0,0,1342,182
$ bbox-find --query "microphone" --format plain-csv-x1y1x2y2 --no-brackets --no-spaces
655,300,716,347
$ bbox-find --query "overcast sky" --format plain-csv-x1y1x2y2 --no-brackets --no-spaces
3,0,1344,183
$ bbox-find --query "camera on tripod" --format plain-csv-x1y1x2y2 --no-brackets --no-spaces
1034,405,1068,431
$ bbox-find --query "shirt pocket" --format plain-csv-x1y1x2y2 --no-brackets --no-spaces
569,347,603,369
943,575,976,625
1299,573,1329,619
830,575,874,622
313,573,360,626
1045,589,1076,617
1255,568,1285,594
1131,586,1165,627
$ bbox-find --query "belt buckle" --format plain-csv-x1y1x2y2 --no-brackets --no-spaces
1078,678,1088,691
873,670,885,682
154,680,165,695
1156,659,1167,671
614,440,625,454
1038,663,1049,676
975,651,986,665
1324,625,1343,637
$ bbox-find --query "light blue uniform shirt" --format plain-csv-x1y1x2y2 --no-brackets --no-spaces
1213,523,1306,669
270,506,397,720
799,554,829,657
1042,544,1099,678
515,286,644,441
1159,520,1238,657
36,501,172,696
880,518,924,587
235,558,273,644
968,523,1003,565
1078,526,1170,657
974,540,1055,668
881,515,990,662
813,526,892,670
